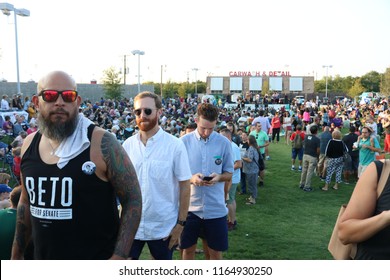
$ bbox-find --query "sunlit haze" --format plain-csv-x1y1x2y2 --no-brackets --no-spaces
0,0,389,85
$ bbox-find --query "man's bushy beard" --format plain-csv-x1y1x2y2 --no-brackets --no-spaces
136,114,158,132
38,109,79,142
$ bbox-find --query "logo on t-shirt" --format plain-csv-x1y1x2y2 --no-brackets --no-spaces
26,176,73,220
82,161,96,175
214,156,222,165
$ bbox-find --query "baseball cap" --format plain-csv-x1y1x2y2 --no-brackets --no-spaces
0,184,12,193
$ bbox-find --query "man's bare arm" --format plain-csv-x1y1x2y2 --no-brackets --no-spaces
101,132,142,259
11,178,32,260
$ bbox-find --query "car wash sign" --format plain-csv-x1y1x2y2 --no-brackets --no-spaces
229,70,291,77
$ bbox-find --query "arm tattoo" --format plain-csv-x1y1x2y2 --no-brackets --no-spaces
13,203,31,258
101,132,142,258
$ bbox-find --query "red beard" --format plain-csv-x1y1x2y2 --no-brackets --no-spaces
136,114,158,132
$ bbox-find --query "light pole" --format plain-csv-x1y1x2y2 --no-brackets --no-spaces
122,55,131,85
322,65,332,98
0,2,30,95
131,50,145,93
192,68,199,95
160,65,166,96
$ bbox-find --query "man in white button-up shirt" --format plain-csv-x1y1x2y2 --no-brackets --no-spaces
122,92,192,260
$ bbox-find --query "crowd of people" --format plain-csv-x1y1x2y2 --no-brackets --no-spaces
0,70,389,260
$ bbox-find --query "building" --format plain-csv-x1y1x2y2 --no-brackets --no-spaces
206,71,314,99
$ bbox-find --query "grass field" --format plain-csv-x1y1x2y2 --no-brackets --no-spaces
138,133,366,260
221,139,354,260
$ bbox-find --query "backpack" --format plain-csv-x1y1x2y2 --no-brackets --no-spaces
292,132,303,149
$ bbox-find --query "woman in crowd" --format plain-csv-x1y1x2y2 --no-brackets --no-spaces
321,129,345,191
320,108,329,127
241,135,259,205
270,111,281,144
303,108,311,128
338,159,390,259
282,111,292,145
355,126,382,177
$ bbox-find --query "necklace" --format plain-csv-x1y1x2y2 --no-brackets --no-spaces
48,140,60,156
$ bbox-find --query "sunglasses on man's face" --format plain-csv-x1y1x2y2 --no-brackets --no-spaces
39,90,78,103
134,108,154,116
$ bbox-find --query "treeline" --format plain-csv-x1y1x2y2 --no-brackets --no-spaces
143,69,390,99
102,67,390,100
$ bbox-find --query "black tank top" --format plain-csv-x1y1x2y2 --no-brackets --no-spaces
355,161,390,259
21,125,119,259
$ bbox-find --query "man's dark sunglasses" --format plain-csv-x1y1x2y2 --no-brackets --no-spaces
134,108,154,116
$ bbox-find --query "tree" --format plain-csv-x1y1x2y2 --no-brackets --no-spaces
162,80,176,98
143,81,160,95
342,76,357,96
348,78,365,98
178,82,191,98
195,81,207,94
380,68,390,96
314,79,326,93
101,67,123,100
332,75,345,94
360,71,381,92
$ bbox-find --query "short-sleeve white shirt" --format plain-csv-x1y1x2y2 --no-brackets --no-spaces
122,128,192,240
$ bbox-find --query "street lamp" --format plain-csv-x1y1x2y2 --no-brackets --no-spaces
131,50,145,93
192,68,199,95
160,64,166,96
322,65,332,98
122,54,131,85
0,2,30,95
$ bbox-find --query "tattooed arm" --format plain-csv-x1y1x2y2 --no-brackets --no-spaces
11,173,32,260
99,131,142,260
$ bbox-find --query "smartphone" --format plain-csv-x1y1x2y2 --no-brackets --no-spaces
203,176,213,181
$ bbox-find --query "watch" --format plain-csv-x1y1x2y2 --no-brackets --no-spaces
177,219,186,226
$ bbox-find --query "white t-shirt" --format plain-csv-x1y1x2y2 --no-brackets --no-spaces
1,99,10,110
283,117,292,129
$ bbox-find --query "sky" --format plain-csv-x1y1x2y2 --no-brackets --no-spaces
0,0,389,85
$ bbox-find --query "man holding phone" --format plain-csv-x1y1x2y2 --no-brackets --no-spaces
180,103,234,260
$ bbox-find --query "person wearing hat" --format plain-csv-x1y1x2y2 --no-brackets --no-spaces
355,126,382,177
0,184,12,210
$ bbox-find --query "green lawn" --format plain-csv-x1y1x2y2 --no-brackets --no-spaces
221,140,355,260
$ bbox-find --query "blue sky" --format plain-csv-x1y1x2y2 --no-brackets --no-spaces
0,0,389,84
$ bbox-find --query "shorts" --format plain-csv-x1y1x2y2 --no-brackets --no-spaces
358,164,369,178
227,183,238,204
180,212,228,252
129,238,175,260
292,148,304,161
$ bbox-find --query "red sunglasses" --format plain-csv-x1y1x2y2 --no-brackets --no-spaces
38,90,78,103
